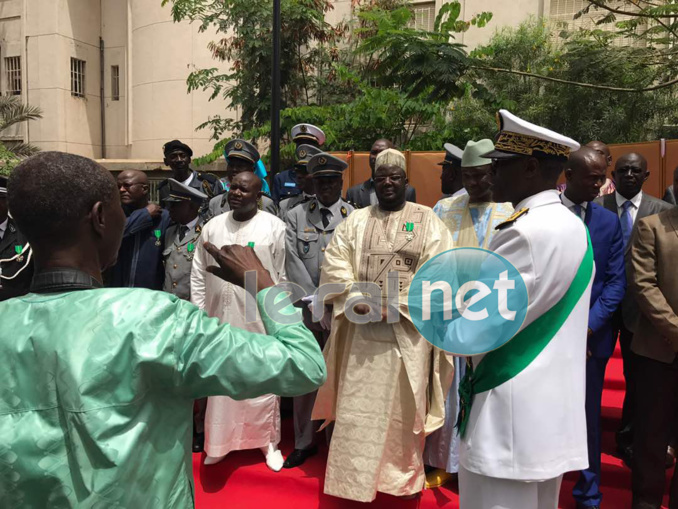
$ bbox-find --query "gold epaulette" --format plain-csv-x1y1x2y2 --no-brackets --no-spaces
495,207,529,230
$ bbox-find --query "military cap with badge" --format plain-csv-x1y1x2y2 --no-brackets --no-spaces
306,152,349,218
162,178,208,205
224,139,261,164
291,124,326,146
438,143,464,166
487,109,580,230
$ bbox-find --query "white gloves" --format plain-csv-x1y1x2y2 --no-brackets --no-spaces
302,294,332,331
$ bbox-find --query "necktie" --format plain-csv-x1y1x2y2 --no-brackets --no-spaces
321,208,332,228
620,200,634,247
572,204,582,220
179,225,189,241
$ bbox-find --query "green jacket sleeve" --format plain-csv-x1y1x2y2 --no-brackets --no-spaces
171,288,327,399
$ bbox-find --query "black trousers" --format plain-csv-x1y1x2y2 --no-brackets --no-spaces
614,310,636,447
632,354,678,509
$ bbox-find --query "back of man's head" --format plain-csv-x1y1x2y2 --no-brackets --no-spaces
8,152,117,247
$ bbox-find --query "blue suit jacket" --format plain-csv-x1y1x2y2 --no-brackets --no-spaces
584,201,626,358
272,168,302,203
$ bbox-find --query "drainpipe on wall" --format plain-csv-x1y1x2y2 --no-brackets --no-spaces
24,35,29,145
100,36,106,159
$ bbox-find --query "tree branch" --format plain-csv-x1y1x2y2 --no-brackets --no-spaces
586,0,678,40
473,65,678,92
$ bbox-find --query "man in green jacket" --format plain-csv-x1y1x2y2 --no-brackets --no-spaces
0,151,327,508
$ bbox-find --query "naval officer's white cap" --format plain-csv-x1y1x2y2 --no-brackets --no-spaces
291,124,326,146
483,110,580,161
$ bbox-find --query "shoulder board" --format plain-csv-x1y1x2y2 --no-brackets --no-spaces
496,208,529,230
197,172,219,183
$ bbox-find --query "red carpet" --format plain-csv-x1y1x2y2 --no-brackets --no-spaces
192,345,659,508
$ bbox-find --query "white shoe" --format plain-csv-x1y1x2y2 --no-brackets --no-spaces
203,454,227,465
261,444,284,472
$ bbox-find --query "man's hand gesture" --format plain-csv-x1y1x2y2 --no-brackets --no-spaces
203,243,275,293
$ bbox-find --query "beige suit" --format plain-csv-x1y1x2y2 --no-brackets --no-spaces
627,207,678,508
629,208,678,362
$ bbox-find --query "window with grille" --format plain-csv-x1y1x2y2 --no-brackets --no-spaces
5,57,21,96
409,2,436,32
111,65,120,101
71,58,86,98
549,0,645,47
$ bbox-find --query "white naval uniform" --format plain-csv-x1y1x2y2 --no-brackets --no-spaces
459,190,593,509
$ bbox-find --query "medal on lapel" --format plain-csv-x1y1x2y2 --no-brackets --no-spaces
405,222,414,241
187,243,195,260
247,242,255,248
154,229,162,247
15,245,24,263
303,243,309,254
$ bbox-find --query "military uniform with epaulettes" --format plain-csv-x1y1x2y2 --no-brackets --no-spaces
283,152,353,460
163,218,204,301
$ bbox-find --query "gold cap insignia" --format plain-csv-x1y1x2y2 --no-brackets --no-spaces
318,156,327,165
234,141,243,150
299,149,307,157
300,125,308,133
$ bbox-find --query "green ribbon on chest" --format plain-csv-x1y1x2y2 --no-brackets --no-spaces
456,231,594,438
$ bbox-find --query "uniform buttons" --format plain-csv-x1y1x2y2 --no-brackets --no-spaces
173,264,178,269
321,248,325,252
173,282,178,287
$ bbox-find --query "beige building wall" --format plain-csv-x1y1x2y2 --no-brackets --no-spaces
0,0,564,162
0,0,234,161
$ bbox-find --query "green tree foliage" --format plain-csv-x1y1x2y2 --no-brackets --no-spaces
0,96,42,176
162,0,344,139
166,0,678,167
470,19,678,143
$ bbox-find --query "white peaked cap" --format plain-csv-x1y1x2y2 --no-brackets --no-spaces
291,124,326,146
484,109,580,160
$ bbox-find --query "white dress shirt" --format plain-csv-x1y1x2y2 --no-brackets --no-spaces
182,173,194,187
560,193,588,221
615,190,642,224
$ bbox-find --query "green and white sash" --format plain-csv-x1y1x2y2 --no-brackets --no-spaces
457,232,593,437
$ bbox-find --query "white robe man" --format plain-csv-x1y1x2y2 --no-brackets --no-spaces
191,171,288,471
456,110,593,509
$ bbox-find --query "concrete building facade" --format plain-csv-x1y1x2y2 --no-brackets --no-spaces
0,0,590,161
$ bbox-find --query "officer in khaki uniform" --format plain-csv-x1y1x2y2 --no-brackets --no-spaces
208,139,278,218
278,144,322,221
161,177,209,452
282,152,354,469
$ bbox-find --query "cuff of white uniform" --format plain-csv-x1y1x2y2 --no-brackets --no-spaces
257,287,304,335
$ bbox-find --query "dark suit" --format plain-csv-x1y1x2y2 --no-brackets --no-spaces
272,168,302,203
0,217,33,301
345,178,417,208
573,202,626,507
594,192,674,448
664,185,676,206
627,208,678,508
107,207,171,290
